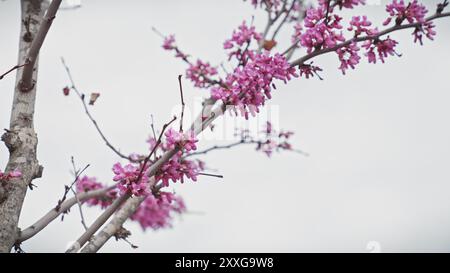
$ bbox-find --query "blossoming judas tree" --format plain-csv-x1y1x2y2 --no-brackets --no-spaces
0,0,448,253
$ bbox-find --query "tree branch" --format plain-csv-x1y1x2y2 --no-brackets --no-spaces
79,102,225,253
65,192,130,253
61,58,139,162
16,183,117,243
19,0,62,92
67,116,176,252
0,62,28,81
290,12,450,67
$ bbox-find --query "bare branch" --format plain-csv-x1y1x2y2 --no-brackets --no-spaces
271,0,298,41
61,58,139,162
178,75,186,132
0,62,28,81
55,162,89,211
70,157,88,230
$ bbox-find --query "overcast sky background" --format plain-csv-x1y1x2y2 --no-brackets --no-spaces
1,0,450,253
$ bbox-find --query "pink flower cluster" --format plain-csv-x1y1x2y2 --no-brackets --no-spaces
348,16,378,37
0,169,21,181
76,176,118,208
295,6,345,53
164,129,198,152
337,42,361,74
255,122,296,157
299,63,323,79
131,191,186,230
112,162,150,196
162,35,175,50
378,0,437,45
162,35,189,60
146,132,203,187
186,60,218,88
211,52,297,118
156,153,204,187
224,21,262,62
383,0,436,44
362,37,399,64
224,21,262,49
383,0,428,26
413,21,436,45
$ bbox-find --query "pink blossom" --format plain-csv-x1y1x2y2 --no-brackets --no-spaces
162,35,175,50
348,16,378,37
265,121,273,134
296,6,345,53
363,37,398,63
291,23,303,44
156,153,204,187
112,162,150,196
413,21,436,45
211,52,297,118
279,130,294,139
337,42,361,74
298,64,323,79
383,0,428,26
0,169,22,181
76,176,118,208
363,37,399,64
186,60,218,88
146,137,158,151
257,140,278,157
164,128,198,152
224,21,262,62
131,191,186,230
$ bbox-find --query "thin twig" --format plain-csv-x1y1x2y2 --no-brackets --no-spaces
178,75,185,133
70,188,88,230
70,157,88,230
61,57,138,162
197,173,224,179
137,116,177,182
55,163,89,212
184,140,247,158
271,0,297,41
324,0,331,25
0,62,28,80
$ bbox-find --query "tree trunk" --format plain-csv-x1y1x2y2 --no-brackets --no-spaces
0,0,47,253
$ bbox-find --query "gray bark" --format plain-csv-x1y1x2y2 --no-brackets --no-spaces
0,0,47,253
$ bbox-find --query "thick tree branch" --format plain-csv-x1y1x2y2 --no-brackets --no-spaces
0,0,49,253
65,192,130,253
16,183,117,243
67,116,176,252
79,102,224,253
19,0,62,92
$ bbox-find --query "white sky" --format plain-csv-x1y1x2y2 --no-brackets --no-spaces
1,0,450,253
